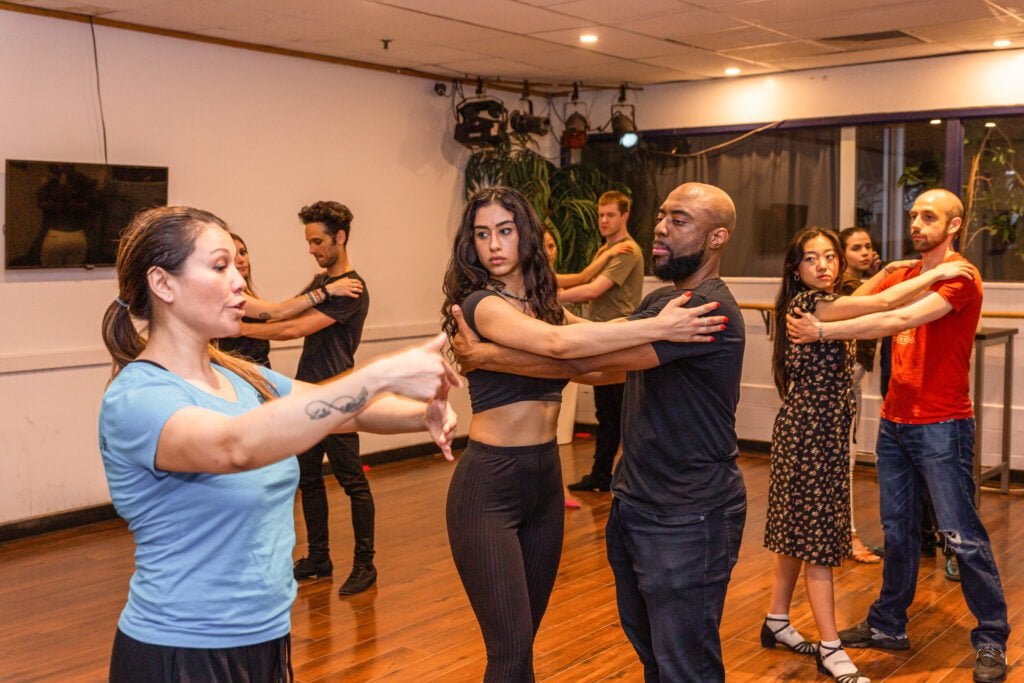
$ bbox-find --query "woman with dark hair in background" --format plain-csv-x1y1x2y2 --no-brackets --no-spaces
837,226,884,564
762,226,971,683
100,206,458,682
441,187,723,681
217,231,363,367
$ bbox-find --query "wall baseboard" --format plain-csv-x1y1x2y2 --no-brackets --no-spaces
1,437,473,542
0,504,120,543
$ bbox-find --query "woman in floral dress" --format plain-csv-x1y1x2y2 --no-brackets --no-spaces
760,227,972,683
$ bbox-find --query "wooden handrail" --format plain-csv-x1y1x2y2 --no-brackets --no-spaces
738,302,1024,319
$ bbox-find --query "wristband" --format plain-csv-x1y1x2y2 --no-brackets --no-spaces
817,322,825,342
320,286,330,301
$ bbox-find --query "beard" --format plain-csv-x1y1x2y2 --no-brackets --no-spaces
654,246,705,282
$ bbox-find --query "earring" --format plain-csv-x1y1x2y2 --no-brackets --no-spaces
792,272,800,281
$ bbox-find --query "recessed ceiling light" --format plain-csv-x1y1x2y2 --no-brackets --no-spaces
579,34,598,44
929,119,942,125
985,121,997,128
993,39,1012,48
724,67,741,76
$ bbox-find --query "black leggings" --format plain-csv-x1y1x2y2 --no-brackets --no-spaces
446,439,564,683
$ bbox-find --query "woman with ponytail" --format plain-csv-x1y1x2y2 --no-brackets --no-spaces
100,206,459,682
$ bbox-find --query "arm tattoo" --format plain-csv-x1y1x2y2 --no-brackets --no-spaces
305,387,369,420
258,312,271,321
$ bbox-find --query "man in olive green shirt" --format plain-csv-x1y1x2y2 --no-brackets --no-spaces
563,191,645,492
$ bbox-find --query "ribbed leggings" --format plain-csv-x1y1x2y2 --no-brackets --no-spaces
446,439,564,682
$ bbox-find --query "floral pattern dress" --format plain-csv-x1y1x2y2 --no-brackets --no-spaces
764,289,855,566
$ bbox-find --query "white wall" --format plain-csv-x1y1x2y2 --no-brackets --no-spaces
2,9,1023,526
574,50,1024,471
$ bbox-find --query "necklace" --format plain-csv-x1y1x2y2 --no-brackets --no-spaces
488,285,530,303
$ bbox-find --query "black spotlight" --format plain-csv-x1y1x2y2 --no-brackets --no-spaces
509,81,551,137
611,83,639,149
454,97,508,147
561,82,588,149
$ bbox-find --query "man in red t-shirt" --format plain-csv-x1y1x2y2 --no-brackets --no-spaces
787,189,1009,683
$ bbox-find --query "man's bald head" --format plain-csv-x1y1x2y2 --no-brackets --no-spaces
915,188,964,222
671,183,737,233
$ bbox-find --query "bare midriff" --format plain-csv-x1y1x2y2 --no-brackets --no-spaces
468,400,562,447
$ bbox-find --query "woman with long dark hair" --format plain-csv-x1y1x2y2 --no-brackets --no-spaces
761,227,971,683
217,231,362,367
440,187,724,681
100,206,458,682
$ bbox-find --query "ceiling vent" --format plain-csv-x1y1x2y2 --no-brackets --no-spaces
821,29,924,50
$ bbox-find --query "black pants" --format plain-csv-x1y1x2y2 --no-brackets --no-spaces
446,439,564,682
590,382,625,482
296,433,374,566
109,629,292,682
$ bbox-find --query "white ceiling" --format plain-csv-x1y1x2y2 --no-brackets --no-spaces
8,0,1024,87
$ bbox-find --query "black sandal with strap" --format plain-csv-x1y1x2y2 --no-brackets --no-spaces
816,641,869,683
760,616,816,655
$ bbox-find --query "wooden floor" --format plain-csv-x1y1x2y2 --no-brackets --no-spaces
2,440,1024,682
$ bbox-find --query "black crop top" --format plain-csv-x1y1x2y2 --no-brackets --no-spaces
460,289,569,413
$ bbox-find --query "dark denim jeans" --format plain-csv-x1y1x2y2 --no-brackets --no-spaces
606,495,746,683
868,418,1009,649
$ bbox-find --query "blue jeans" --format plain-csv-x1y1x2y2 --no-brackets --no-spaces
606,496,746,682
868,418,1009,649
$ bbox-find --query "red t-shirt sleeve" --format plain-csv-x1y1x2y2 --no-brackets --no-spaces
931,270,979,312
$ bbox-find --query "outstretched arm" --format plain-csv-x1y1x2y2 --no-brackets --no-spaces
452,304,661,381
558,274,615,303
788,291,953,343
239,308,335,341
471,290,724,359
555,241,634,289
242,277,363,321
155,335,459,472
817,261,974,321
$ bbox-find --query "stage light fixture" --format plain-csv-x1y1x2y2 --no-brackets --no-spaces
611,84,639,149
509,81,551,136
561,82,589,149
453,79,508,147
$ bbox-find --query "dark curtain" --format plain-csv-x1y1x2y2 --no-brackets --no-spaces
584,127,839,277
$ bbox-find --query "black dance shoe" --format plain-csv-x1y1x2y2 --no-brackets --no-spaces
760,616,816,655
293,556,333,580
338,564,377,595
567,474,611,492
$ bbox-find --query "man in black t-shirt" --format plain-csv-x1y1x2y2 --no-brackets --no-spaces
239,201,374,596
451,183,746,681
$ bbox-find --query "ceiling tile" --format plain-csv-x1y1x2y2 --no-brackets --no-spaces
908,17,1024,43
642,48,775,77
528,25,702,59
723,40,839,61
673,25,798,50
370,0,591,33
619,7,748,39
770,1,998,40
548,0,687,24
768,41,955,70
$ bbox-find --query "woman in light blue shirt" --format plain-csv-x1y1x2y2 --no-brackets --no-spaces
99,206,458,681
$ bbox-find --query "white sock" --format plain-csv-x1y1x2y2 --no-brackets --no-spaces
766,613,808,648
819,639,869,681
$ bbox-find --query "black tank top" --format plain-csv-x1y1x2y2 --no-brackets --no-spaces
460,290,568,413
